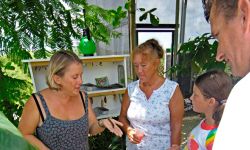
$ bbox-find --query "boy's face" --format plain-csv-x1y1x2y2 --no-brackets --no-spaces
190,84,210,113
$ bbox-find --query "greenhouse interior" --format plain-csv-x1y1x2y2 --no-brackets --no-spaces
1,0,247,150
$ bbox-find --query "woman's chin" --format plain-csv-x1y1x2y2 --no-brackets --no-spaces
192,107,199,113
74,91,79,94
139,78,149,83
72,89,80,95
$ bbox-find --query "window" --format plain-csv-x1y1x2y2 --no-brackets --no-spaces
136,24,175,78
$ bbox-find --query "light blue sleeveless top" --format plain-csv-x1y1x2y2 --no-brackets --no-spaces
126,79,177,150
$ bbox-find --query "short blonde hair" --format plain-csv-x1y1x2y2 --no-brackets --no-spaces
134,39,164,59
46,50,82,90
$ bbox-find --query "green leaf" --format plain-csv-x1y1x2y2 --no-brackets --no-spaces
4,62,15,70
139,12,148,21
0,112,36,150
148,8,157,13
0,112,21,137
150,14,159,26
117,6,122,12
125,0,131,10
138,8,145,11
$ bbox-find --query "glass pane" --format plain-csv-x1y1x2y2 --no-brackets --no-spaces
138,32,173,51
184,0,210,41
136,0,176,24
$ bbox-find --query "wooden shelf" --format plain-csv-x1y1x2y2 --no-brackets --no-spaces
22,54,130,67
86,88,126,97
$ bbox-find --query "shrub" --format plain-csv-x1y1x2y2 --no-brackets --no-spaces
0,57,33,126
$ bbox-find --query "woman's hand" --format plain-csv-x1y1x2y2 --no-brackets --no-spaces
127,128,144,144
100,118,123,137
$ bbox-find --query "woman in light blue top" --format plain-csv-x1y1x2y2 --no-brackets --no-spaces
119,39,184,150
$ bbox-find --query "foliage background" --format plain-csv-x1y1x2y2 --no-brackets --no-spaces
0,0,129,149
167,33,229,97
0,0,127,62
0,0,127,124
0,57,33,126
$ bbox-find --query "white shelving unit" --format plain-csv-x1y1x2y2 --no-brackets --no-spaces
22,54,130,119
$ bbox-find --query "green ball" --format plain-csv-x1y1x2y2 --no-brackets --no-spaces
78,36,96,55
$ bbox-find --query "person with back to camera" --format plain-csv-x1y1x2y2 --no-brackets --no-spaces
119,39,184,150
184,70,233,150
202,0,250,149
18,50,123,150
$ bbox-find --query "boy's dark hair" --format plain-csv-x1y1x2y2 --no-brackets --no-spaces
195,70,233,124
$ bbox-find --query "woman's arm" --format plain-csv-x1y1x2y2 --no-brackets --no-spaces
18,96,49,150
118,90,132,133
88,96,123,137
169,85,184,147
118,90,141,144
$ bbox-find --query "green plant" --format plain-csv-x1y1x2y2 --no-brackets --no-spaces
125,0,159,26
138,8,159,26
0,111,36,150
0,57,33,126
0,0,127,64
167,33,229,97
168,33,228,79
89,129,124,150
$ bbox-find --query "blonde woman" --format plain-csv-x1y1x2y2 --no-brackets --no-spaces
119,39,184,150
19,50,123,150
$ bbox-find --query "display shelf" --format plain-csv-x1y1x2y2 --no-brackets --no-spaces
22,54,129,119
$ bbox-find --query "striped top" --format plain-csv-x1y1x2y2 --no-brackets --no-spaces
184,119,217,150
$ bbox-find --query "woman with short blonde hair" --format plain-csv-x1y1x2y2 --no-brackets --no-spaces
19,50,123,150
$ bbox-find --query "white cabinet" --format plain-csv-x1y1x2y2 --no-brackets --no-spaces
22,54,129,119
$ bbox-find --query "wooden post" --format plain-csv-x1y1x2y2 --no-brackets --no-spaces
173,0,180,80
129,0,136,81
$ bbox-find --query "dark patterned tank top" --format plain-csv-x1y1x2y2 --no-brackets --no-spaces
35,92,89,150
